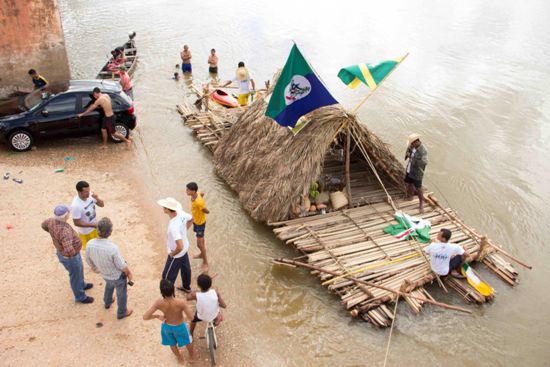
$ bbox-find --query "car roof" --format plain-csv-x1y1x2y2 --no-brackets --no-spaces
45,80,122,95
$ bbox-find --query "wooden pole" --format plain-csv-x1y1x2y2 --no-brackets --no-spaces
274,258,472,314
345,126,352,205
351,53,409,114
426,194,532,270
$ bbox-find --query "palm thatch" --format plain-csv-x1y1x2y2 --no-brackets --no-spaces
213,95,406,223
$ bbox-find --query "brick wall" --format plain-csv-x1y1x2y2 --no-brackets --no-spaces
0,0,70,97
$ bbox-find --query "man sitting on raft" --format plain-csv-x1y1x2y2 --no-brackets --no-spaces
424,228,472,278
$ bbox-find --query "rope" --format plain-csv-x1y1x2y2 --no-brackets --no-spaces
348,125,397,212
382,294,400,367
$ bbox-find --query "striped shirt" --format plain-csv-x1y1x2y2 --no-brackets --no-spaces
85,238,127,280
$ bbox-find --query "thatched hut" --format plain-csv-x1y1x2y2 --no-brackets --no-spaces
213,98,407,223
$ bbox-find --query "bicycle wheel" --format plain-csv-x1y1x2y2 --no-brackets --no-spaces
207,326,217,366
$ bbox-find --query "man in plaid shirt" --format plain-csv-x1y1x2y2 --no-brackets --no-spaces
42,205,94,304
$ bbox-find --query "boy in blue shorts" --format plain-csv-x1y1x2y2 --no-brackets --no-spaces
143,280,196,364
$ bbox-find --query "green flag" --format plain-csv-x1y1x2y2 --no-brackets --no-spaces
265,44,338,128
337,56,405,90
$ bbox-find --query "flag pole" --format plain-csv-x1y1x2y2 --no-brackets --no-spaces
351,52,410,114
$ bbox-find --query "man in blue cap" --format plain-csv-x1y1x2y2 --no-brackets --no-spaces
42,204,94,304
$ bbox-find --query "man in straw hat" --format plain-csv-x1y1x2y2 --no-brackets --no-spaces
404,133,428,213
158,197,193,293
41,204,94,304
222,61,256,106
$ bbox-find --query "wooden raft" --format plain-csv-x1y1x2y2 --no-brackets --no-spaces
177,103,234,151
270,195,518,327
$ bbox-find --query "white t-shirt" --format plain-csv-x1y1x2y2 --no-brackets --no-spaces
423,242,465,276
166,210,192,258
71,195,97,235
232,77,252,95
197,289,220,322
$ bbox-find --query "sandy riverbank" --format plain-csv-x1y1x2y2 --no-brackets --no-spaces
0,143,251,366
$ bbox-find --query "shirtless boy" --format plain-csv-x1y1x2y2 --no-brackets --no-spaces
78,87,131,148
208,49,218,74
143,279,196,364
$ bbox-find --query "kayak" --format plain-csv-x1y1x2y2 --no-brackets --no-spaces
210,89,238,108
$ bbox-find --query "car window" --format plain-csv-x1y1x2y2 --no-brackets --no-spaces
110,93,130,108
81,94,96,110
45,95,77,114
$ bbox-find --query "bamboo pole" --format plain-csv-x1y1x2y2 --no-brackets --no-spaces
351,53,409,114
345,127,352,204
426,194,532,270
273,258,472,314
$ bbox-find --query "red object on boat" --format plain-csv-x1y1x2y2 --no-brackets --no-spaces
210,89,238,108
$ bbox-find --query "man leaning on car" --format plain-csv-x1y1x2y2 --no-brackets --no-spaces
78,87,132,148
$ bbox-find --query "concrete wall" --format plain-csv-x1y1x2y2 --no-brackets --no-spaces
0,0,70,97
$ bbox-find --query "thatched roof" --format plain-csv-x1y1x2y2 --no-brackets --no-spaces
213,96,405,223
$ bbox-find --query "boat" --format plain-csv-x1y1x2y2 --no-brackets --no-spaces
96,31,138,80
210,89,239,108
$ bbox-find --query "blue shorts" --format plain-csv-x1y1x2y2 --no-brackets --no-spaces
161,322,192,347
193,223,206,238
182,63,192,73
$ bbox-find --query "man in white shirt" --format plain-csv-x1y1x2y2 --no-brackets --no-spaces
222,61,256,106
423,228,472,278
71,181,104,250
158,197,193,293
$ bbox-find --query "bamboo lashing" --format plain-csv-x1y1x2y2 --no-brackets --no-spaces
274,258,472,314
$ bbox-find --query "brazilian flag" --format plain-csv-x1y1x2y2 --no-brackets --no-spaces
337,56,405,90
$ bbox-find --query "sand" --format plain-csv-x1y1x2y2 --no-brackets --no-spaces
0,145,251,366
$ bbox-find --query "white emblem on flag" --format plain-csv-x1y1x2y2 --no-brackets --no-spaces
284,75,311,106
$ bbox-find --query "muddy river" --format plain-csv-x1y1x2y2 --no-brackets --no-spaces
48,0,550,365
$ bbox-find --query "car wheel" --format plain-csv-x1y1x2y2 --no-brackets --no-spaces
111,122,129,143
9,130,34,152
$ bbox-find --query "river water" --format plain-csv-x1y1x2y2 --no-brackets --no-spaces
57,0,550,365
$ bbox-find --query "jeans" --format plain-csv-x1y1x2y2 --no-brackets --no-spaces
56,252,87,302
162,253,191,291
104,273,128,319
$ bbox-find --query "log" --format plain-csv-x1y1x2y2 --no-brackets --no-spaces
274,258,472,314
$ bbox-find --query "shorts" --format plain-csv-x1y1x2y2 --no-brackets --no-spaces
101,115,115,134
448,254,464,275
191,311,221,325
191,312,202,323
124,88,133,100
193,223,206,238
404,173,422,189
161,322,192,347
182,63,192,73
208,66,218,74
79,228,98,250
237,93,249,106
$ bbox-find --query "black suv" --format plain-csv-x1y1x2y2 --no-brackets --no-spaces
0,80,136,151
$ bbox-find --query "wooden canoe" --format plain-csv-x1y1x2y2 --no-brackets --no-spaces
96,32,138,81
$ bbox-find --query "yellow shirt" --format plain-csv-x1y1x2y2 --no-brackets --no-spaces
191,193,206,225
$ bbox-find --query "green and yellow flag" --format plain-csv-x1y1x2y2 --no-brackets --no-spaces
337,56,405,90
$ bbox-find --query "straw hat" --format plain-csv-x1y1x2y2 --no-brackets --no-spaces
236,67,249,81
407,133,421,146
157,197,182,211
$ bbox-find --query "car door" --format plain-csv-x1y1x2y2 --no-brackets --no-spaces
30,95,79,137
77,93,103,133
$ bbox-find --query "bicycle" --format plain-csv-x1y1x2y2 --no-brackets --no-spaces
205,321,218,366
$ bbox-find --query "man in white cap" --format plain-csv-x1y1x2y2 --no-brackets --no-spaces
158,197,193,293
405,133,428,213
41,204,94,304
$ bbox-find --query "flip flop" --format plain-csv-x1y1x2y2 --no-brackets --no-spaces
13,178,23,184
3,172,9,180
